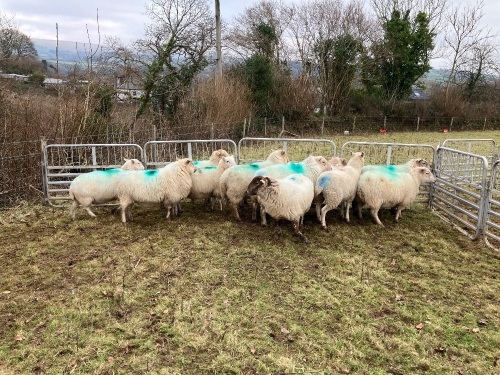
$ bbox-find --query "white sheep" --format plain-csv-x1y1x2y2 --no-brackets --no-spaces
69,158,144,220
254,155,332,224
194,149,230,168
189,155,237,208
246,174,315,242
315,152,365,228
328,156,347,168
355,166,436,226
361,158,429,174
116,158,196,223
219,149,289,221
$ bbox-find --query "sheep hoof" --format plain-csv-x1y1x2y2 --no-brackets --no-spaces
321,225,327,230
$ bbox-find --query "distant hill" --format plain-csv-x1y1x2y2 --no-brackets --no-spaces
31,37,452,82
32,38,95,73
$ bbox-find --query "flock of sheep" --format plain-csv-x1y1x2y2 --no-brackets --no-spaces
69,148,436,241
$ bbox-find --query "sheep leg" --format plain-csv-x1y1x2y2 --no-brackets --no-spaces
320,205,332,229
120,203,129,223
292,220,308,243
70,200,79,220
231,202,242,222
394,206,404,222
344,201,351,223
260,207,267,226
315,199,322,222
84,207,97,218
370,207,384,226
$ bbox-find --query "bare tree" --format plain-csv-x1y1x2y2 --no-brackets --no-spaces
134,0,215,122
442,0,495,103
286,0,372,115
225,0,293,62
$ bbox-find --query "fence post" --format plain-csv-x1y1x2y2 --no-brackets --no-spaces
483,117,487,131
264,117,267,137
383,116,387,130
210,123,214,140
40,137,49,205
243,118,247,138
352,116,356,133
450,117,454,131
282,116,285,135
321,116,325,135
416,116,420,132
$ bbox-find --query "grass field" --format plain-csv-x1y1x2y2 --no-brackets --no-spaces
1,131,499,374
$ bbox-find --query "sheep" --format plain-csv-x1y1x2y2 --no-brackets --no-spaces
69,158,144,220
355,166,436,226
361,158,429,174
189,155,237,208
219,149,289,221
246,174,315,242
254,155,332,224
194,149,230,168
116,158,196,223
314,152,365,228
329,156,347,168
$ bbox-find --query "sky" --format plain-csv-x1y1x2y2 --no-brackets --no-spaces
0,0,266,44
1,0,499,66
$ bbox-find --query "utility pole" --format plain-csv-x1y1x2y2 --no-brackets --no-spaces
56,23,59,74
215,0,222,78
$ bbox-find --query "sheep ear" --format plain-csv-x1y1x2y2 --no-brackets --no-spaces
124,158,130,162
361,152,364,157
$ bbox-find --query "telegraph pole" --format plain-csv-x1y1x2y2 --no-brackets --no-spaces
215,0,222,78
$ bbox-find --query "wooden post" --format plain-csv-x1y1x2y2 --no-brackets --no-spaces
321,116,325,135
416,116,420,132
40,137,48,205
264,117,267,137
352,116,356,133
450,117,454,132
383,116,387,130
210,123,214,140
483,117,487,131
243,118,246,138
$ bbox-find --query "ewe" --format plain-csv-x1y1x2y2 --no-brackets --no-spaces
356,166,436,226
246,174,315,242
219,149,288,221
116,158,196,223
315,152,365,228
69,158,144,220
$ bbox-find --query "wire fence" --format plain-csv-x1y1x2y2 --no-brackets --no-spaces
1,116,499,207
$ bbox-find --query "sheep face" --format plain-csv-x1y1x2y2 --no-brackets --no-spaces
268,149,289,164
329,156,347,167
412,158,429,168
122,158,145,170
221,156,237,169
418,167,436,183
246,176,274,196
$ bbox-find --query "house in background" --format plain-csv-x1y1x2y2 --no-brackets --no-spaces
116,77,145,101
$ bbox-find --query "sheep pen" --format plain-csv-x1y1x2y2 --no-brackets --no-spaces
1,132,499,374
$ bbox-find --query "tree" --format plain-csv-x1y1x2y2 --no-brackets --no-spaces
315,34,363,115
134,0,215,122
362,9,434,101
286,0,372,115
442,0,496,103
0,28,38,59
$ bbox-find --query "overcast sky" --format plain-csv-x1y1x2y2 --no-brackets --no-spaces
1,0,499,67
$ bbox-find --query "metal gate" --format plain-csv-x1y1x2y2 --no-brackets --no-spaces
143,139,238,168
341,141,436,202
430,147,489,240
442,139,498,166
237,137,337,163
485,160,500,250
42,143,143,206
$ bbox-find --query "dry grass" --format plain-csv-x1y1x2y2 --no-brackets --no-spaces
0,198,499,374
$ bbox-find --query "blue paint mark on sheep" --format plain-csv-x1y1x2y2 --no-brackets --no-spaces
102,168,121,175
289,163,305,174
317,175,331,189
145,170,158,178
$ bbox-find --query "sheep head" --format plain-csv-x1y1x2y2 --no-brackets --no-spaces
246,176,276,196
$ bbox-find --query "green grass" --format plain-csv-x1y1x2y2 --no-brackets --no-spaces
1,130,499,374
0,200,499,374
